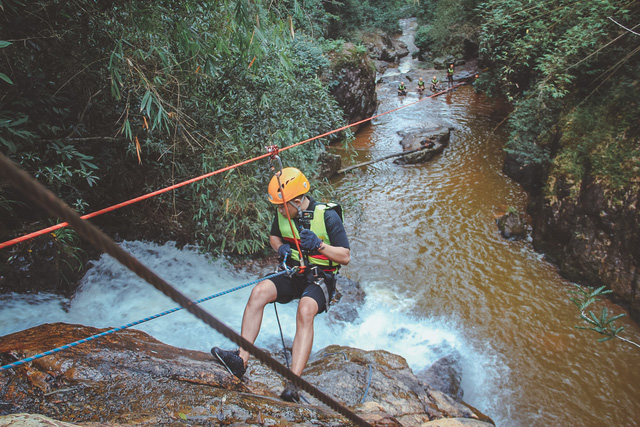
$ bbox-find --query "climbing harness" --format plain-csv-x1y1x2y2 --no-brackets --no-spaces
0,153,372,427
0,83,466,251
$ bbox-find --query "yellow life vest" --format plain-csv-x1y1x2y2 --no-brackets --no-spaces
277,203,342,271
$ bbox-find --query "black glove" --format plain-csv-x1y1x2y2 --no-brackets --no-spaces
300,229,323,252
278,244,291,260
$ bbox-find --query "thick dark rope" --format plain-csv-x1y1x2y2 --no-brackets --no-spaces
0,153,371,427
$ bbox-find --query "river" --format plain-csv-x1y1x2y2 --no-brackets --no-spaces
3,19,640,427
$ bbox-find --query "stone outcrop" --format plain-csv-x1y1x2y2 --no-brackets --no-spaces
327,43,378,131
496,211,527,240
529,178,640,316
504,152,640,318
361,31,410,64
395,127,452,165
0,323,493,426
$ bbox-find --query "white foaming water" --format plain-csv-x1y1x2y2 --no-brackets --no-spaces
0,240,508,420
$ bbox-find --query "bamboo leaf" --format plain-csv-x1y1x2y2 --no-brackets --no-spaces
0,72,13,84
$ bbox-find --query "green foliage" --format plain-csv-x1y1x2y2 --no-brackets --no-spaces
415,0,481,57
50,226,87,284
0,40,12,84
1,0,352,264
569,284,639,348
476,0,640,200
414,25,433,53
324,0,415,39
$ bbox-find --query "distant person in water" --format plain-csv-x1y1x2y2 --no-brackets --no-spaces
430,76,439,92
417,77,425,94
398,82,407,96
211,168,350,403
447,63,455,87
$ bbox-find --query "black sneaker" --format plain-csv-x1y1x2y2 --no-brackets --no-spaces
280,381,300,402
211,347,246,379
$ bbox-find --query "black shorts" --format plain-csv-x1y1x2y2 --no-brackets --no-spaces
269,271,336,313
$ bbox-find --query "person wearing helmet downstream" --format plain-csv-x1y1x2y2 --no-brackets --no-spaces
211,167,350,403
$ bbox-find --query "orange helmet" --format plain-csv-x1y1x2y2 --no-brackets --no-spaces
268,167,310,204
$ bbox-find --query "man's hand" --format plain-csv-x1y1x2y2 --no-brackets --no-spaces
300,229,323,252
278,244,292,260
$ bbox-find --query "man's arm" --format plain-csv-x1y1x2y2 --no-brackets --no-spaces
323,209,350,266
270,235,285,252
318,241,350,266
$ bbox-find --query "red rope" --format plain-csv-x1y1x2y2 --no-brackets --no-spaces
0,83,464,250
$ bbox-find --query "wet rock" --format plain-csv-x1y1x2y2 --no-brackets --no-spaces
326,43,378,131
362,31,408,65
463,38,479,59
317,151,342,180
395,127,452,165
433,57,456,70
416,353,464,402
393,40,410,61
305,345,493,425
530,178,640,317
362,30,396,62
503,151,547,195
0,413,82,426
0,324,494,426
328,275,365,323
497,211,527,240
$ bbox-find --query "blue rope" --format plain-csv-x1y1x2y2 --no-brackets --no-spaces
361,364,373,403
1,268,291,371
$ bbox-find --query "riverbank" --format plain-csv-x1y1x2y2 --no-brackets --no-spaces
0,322,494,426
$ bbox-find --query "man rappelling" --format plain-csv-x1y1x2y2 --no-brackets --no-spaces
211,167,350,402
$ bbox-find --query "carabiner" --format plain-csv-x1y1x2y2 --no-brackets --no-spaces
269,154,284,178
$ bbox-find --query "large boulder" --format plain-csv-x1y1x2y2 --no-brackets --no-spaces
496,211,527,240
326,43,378,131
0,323,494,426
395,127,452,165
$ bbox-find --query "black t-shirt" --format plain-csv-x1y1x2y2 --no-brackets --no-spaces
270,196,350,249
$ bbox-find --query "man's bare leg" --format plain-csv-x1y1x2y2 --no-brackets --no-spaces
290,296,319,376
238,279,278,365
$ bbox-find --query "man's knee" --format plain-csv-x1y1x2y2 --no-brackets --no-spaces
248,280,277,306
297,297,319,321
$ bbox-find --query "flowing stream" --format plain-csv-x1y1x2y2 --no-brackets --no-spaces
3,18,640,426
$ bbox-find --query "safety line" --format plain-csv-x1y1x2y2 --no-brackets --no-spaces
0,83,464,251
0,153,372,427
0,269,290,372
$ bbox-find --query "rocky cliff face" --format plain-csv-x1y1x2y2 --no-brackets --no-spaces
529,177,640,317
0,323,494,426
327,43,378,130
504,153,640,319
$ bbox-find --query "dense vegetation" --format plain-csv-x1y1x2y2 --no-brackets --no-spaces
475,0,640,201
0,0,359,284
